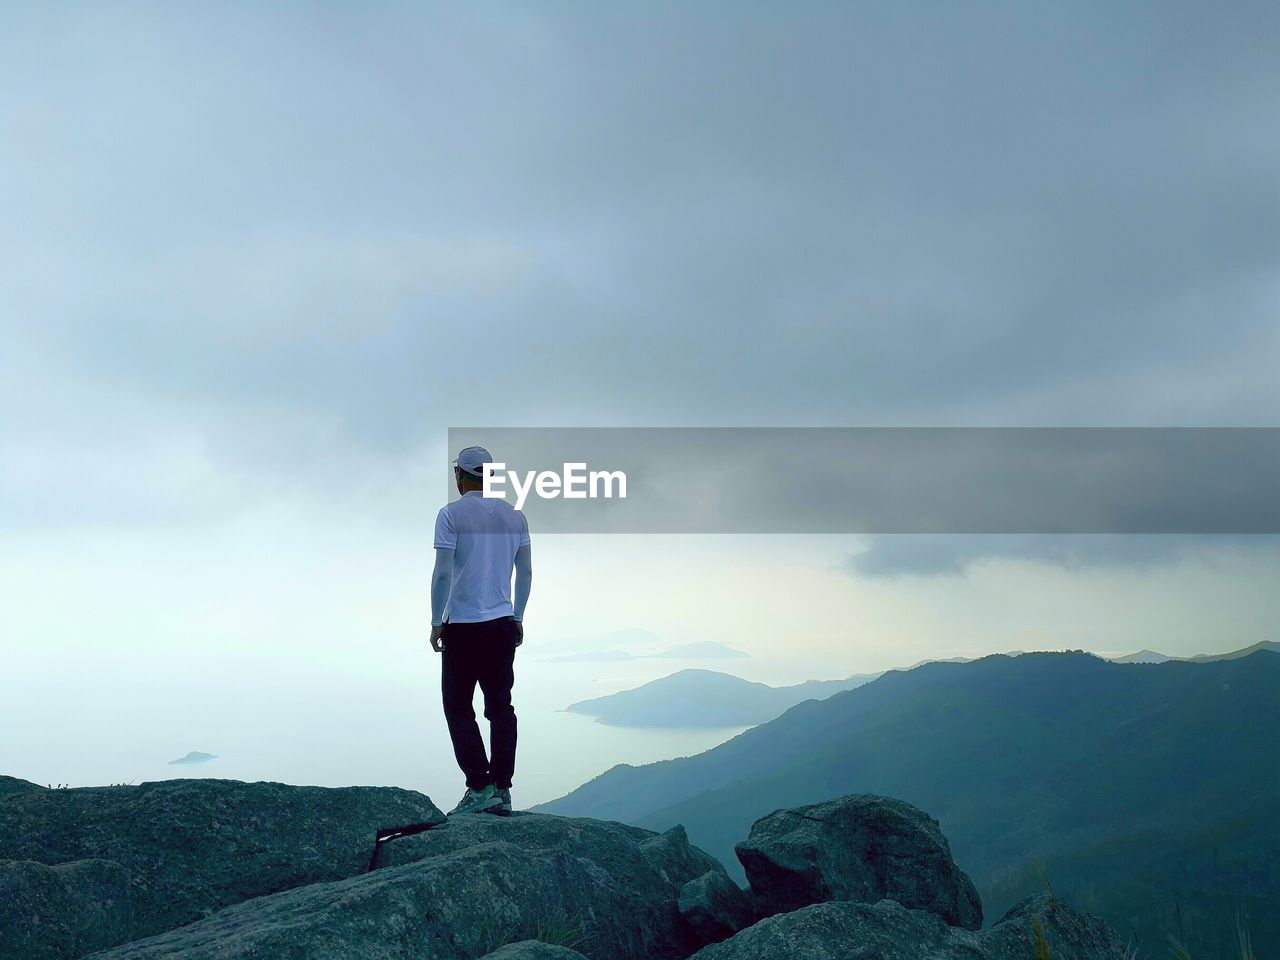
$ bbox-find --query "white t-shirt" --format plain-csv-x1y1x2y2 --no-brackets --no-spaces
433,491,531,623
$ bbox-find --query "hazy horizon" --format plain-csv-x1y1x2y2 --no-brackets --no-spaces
3,3,1278,799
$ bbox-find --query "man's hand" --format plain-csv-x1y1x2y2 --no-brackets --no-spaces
513,620,524,647
430,625,445,653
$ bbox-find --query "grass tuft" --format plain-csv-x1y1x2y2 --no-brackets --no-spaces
532,909,586,949
1032,918,1052,960
1030,856,1055,900
478,909,587,954
1235,911,1256,960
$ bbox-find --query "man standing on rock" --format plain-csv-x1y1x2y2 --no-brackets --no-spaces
429,445,532,816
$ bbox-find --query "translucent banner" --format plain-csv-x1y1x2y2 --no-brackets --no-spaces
444,428,1280,534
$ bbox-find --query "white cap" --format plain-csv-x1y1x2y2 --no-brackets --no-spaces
454,445,493,477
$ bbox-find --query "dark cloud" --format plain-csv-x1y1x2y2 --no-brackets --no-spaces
2,3,1278,528
448,427,1280,536
844,534,1280,578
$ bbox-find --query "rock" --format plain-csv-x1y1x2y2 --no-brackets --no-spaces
374,812,723,959
678,870,755,945
2,777,1123,960
86,832,710,960
639,824,721,887
734,794,982,929
0,778,444,951
982,894,1130,960
689,894,1126,960
691,898,958,960
481,941,590,960
376,810,724,902
0,859,135,960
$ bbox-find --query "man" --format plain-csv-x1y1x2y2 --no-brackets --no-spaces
430,445,532,816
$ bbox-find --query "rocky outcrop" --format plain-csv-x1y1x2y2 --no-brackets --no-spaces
0,778,444,954
3,776,1128,960
688,894,1127,960
981,894,1131,959
0,859,135,960
640,825,721,887
678,871,755,945
734,794,983,929
375,811,723,900
480,942,589,960
87,812,719,960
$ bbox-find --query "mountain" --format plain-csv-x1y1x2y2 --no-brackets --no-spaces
567,669,881,727
1108,640,1279,664
1184,639,1280,662
1107,649,1174,663
538,651,1280,956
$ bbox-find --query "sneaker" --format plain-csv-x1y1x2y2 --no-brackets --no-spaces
494,787,512,815
449,785,502,816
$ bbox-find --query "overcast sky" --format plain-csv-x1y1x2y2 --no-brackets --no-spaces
2,2,1277,788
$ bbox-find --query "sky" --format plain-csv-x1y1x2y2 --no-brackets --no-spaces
2,2,1278,792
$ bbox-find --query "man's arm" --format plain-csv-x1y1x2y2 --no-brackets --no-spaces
429,547,454,652
512,543,531,646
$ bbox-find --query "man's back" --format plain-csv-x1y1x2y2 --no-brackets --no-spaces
434,491,530,623
430,446,531,815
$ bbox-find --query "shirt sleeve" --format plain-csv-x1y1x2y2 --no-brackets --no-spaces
518,510,531,547
512,543,532,621
434,506,457,550
430,547,454,627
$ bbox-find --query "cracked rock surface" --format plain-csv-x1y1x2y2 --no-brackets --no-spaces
734,794,983,928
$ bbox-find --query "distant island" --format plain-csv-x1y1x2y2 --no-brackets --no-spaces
544,641,750,663
168,751,217,766
567,668,881,727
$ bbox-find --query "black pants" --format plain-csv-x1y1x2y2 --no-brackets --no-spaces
441,616,518,790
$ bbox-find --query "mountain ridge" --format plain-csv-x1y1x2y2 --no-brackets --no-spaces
566,668,882,727
538,650,1280,955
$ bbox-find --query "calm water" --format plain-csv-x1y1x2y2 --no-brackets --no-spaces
6,654,751,809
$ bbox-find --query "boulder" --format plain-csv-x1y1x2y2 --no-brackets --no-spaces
481,942,590,960
639,825,720,886
735,794,982,928
688,894,1127,960
0,778,444,949
678,871,755,945
981,894,1131,960
3,779,1125,960
376,810,724,903
0,859,135,960
86,829,713,960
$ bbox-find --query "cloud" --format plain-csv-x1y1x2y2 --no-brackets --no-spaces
1,4,1278,532
843,534,1280,578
